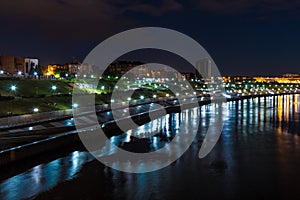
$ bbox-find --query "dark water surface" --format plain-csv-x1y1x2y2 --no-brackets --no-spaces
1,95,300,200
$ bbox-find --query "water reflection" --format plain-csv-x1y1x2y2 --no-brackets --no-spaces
226,95,300,135
0,151,93,200
107,107,201,155
0,95,300,199
70,95,300,199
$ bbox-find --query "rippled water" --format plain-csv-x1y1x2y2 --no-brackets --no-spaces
0,95,300,199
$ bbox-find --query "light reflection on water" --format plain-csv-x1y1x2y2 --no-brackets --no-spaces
0,94,300,199
0,151,93,200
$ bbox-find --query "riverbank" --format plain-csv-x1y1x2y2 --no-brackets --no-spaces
0,97,201,166
0,92,299,167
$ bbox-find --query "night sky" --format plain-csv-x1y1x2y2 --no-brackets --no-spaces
0,0,300,76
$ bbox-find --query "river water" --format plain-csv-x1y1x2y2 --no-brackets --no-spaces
0,95,300,199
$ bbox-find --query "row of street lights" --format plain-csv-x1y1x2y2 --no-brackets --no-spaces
9,85,57,92
7,84,59,114
5,83,82,116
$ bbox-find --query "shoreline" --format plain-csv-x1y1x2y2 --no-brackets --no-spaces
0,92,299,167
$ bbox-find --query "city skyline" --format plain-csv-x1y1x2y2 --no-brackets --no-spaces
0,54,299,78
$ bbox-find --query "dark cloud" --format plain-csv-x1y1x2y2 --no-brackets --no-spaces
191,0,300,16
0,0,124,41
0,0,182,41
0,0,182,40
123,0,183,16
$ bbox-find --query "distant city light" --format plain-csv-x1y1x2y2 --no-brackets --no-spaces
33,72,37,76
51,85,57,91
65,74,69,77
0,70,3,74
101,86,105,90
140,95,145,100
33,108,39,112
127,97,131,101
17,71,22,75
153,94,157,98
28,127,33,131
91,74,94,78
83,74,86,78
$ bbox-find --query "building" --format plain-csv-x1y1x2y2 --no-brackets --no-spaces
105,61,144,76
15,57,25,74
181,72,197,81
283,73,300,78
0,56,39,76
68,62,81,76
0,56,15,74
128,64,149,78
196,58,212,80
45,61,98,78
45,62,85,78
45,64,69,77
223,76,253,83
24,58,39,76
254,76,300,84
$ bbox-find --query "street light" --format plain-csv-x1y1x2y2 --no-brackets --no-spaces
0,70,3,74
33,108,39,112
8,85,17,117
51,85,57,95
140,95,145,100
10,85,17,92
73,103,79,108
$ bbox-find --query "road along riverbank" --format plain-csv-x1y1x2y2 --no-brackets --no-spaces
0,92,299,167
